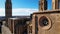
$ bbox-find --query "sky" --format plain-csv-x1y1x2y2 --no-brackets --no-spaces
0,0,52,16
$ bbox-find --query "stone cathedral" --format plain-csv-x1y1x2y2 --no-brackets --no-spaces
1,0,60,34
27,0,60,34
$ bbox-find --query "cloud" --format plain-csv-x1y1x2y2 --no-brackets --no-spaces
0,8,38,16
0,8,5,16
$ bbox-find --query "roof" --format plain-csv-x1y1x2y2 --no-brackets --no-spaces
33,9,60,14
0,16,31,21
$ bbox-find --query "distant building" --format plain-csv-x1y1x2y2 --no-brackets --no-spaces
0,16,30,34
5,0,12,28
8,18,30,34
4,0,31,34
5,0,12,18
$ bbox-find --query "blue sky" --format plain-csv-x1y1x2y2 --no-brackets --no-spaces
0,0,52,16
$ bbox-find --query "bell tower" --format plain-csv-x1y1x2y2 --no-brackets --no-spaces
39,0,47,11
5,0,12,18
5,0,12,27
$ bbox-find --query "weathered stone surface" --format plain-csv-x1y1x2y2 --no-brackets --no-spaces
2,25,12,34
30,11,60,34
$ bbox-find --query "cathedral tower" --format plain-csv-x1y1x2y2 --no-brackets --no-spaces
5,0,12,18
39,0,47,11
52,0,60,10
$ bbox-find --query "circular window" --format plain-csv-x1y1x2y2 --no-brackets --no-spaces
39,16,51,30
39,16,49,27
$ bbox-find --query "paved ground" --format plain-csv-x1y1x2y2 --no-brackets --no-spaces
2,25,12,34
